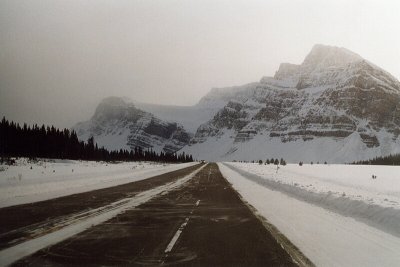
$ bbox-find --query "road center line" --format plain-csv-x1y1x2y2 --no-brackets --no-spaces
164,199,201,254
0,165,206,267
164,217,189,253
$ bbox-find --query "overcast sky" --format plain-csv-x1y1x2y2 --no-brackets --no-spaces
1,0,400,128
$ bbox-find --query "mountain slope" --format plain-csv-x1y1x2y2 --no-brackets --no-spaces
133,102,221,134
73,45,400,163
73,97,190,153
133,84,258,133
181,45,400,163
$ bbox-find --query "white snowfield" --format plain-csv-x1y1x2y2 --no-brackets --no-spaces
0,158,197,208
219,162,400,267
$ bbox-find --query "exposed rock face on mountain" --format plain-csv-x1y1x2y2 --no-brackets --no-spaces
74,45,400,163
133,84,258,133
73,97,190,153
182,45,400,162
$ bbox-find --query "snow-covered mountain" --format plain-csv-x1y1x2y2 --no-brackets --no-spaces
133,84,258,133
74,45,400,163
73,97,190,153
133,102,221,134
181,44,400,162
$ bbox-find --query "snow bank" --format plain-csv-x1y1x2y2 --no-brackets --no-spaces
223,162,400,238
219,163,400,267
0,158,196,208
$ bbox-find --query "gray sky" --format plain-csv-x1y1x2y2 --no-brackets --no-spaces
1,0,400,128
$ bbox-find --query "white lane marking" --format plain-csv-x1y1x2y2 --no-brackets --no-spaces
164,217,190,253
0,165,207,267
164,199,201,254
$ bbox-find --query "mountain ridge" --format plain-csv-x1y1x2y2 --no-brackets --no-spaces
74,45,400,163
74,97,191,154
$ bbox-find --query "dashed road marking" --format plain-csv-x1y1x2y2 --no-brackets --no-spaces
164,199,201,254
164,217,189,253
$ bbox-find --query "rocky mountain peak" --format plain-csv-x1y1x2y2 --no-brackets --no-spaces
92,97,144,123
274,63,300,81
302,44,362,71
74,96,191,153
272,45,365,85
182,45,400,163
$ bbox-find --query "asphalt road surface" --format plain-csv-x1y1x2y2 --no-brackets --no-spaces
2,163,298,266
0,164,201,251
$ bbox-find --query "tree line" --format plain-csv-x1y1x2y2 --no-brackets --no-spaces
0,117,193,163
235,158,287,165
352,154,400,166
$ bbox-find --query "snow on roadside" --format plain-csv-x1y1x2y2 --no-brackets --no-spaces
0,164,206,267
0,158,197,208
225,162,400,209
223,162,400,238
218,163,400,267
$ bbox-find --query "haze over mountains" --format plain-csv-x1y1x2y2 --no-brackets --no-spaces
74,45,400,163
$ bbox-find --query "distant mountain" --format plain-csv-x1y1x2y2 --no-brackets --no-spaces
73,97,190,154
74,45,400,163
181,44,400,162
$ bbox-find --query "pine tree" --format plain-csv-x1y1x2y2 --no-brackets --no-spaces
0,118,194,163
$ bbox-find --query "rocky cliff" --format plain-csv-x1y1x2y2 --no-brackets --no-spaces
74,97,190,154
182,45,400,162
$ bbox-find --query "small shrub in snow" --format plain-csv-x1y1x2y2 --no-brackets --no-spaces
1,157,16,165
299,161,303,166
258,160,263,165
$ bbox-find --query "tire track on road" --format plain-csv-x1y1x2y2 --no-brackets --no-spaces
0,163,202,250
0,165,206,267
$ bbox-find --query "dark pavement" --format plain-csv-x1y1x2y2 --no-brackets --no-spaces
0,164,202,250
10,163,297,266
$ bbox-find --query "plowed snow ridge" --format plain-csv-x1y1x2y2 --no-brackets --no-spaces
223,163,400,238
219,163,400,267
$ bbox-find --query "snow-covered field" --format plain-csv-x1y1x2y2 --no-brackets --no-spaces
226,162,400,209
219,162,400,267
0,158,196,208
